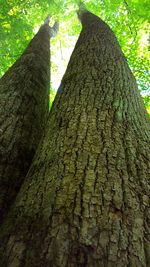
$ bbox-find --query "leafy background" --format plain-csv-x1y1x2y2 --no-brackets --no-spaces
0,0,150,113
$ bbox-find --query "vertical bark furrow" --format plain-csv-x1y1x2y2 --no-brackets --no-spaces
0,11,150,267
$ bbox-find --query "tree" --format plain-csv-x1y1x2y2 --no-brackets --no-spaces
1,0,150,103
0,18,58,221
0,9,150,267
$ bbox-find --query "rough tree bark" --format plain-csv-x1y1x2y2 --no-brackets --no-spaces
0,20,51,221
0,11,150,267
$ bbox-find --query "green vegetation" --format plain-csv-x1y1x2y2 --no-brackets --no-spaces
0,0,149,112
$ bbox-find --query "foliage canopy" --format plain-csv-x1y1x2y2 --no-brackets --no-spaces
0,0,150,111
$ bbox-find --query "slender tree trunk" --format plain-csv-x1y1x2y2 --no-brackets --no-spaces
0,22,50,221
0,11,150,267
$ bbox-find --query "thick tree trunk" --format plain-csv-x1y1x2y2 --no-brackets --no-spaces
0,11,150,267
0,22,50,221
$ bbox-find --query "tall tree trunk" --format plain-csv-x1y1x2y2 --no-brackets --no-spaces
0,22,50,221
0,11,150,267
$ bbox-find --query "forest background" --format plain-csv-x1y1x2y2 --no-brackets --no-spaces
0,0,150,112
